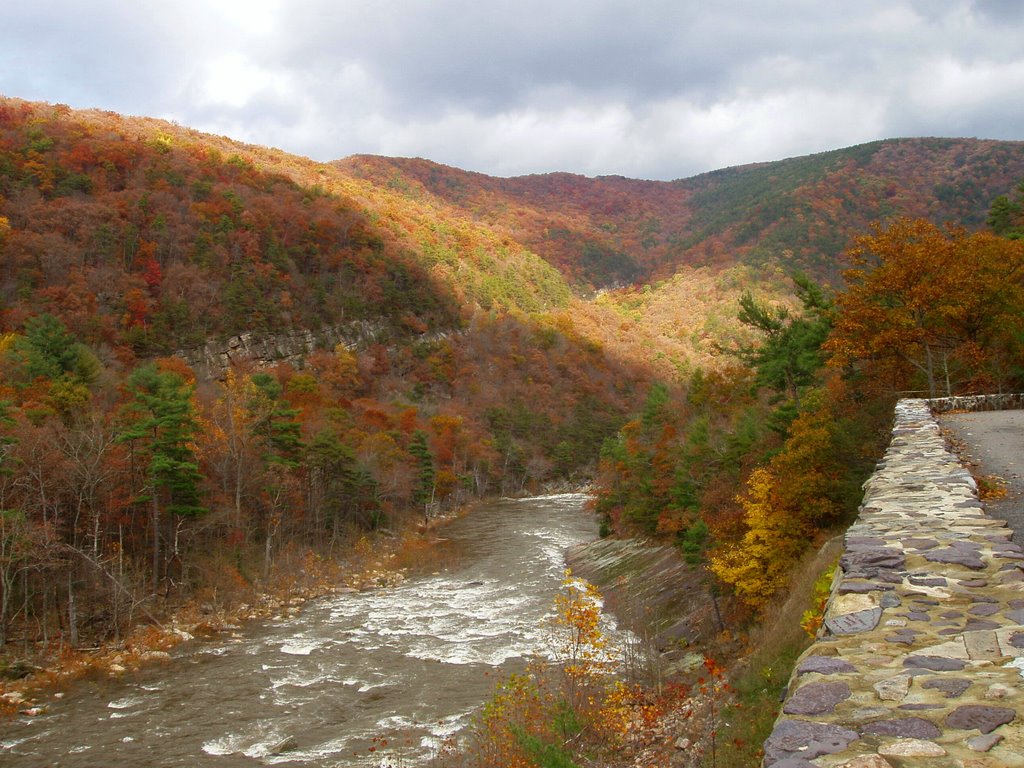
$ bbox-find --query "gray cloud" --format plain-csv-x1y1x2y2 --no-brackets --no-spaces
1,1,1023,179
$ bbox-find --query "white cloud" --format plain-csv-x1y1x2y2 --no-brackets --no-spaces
1,0,1023,179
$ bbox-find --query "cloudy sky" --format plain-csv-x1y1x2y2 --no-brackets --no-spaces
3,1,1024,180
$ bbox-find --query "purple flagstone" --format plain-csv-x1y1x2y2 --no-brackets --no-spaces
924,547,985,570
921,677,971,698
903,538,939,550
968,603,1000,616
783,682,851,715
908,576,947,587
964,619,1001,631
903,656,966,671
797,656,857,675
880,592,901,608
861,717,942,739
946,705,1016,734
839,581,891,594
826,607,882,635
763,719,859,765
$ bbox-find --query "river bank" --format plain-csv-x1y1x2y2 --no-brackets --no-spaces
2,494,601,767
0,504,476,718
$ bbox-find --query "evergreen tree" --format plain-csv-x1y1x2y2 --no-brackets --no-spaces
250,373,303,467
736,273,832,411
120,363,205,590
409,430,435,514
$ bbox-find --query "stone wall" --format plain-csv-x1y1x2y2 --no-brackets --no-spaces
763,398,1024,766
928,393,1024,414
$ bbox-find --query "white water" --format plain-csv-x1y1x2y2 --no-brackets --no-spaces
1,494,603,767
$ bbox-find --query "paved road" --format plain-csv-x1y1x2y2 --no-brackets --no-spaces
939,410,1024,541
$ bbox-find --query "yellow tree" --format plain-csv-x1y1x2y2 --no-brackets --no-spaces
203,369,262,538
711,390,843,608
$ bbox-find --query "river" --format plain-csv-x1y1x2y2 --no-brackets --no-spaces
1,494,604,767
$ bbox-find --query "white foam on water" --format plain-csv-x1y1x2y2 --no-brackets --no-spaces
263,735,354,765
107,695,144,710
375,714,416,730
270,669,331,690
202,734,242,756
357,680,393,693
280,638,323,655
197,645,230,657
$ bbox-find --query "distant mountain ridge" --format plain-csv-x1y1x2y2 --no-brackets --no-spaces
337,137,1024,287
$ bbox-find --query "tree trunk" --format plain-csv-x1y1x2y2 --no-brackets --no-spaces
924,343,937,399
67,570,78,648
151,494,161,594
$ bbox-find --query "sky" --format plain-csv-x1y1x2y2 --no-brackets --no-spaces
3,0,1024,181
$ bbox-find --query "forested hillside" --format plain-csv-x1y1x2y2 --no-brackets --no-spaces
0,99,649,653
339,137,1024,287
2,95,1023,706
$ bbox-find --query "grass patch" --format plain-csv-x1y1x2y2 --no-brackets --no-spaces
707,535,843,767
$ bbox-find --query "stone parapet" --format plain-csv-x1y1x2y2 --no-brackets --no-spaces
763,398,1024,766
927,393,1024,413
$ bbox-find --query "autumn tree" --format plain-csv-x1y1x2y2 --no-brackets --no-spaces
827,218,1024,396
709,388,845,607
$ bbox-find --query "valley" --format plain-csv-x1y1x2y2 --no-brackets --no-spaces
2,96,1024,765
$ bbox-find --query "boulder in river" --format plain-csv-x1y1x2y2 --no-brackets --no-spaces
269,735,298,755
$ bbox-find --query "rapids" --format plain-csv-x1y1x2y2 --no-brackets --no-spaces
1,494,603,767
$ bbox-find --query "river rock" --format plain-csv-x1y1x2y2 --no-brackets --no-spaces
984,683,1013,700
269,735,298,754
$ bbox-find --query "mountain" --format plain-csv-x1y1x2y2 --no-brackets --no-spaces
337,137,1024,288
1,96,1023,656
